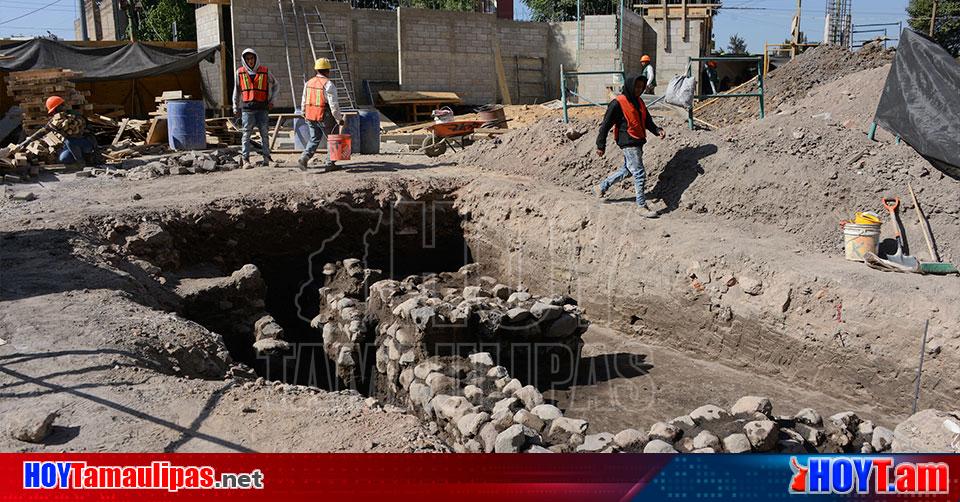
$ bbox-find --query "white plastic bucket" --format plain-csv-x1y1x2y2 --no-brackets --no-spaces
843,222,881,262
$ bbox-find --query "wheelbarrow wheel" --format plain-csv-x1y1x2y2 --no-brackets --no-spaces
421,136,447,157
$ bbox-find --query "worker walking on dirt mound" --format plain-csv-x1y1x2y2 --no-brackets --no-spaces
298,58,345,171
640,55,656,94
594,74,666,219
45,95,96,168
234,48,278,168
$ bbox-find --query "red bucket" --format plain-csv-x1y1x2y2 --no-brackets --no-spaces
328,126,351,161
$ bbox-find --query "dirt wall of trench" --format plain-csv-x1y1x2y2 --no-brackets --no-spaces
453,178,960,420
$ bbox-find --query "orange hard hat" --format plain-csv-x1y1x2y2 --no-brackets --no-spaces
707,61,718,68
46,96,65,114
640,55,652,63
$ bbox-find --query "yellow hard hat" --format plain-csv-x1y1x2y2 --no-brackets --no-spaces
314,58,332,70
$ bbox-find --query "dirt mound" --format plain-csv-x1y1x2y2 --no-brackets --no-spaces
699,41,895,128
454,63,960,261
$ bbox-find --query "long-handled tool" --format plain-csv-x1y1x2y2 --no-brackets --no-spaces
881,196,918,269
908,182,940,262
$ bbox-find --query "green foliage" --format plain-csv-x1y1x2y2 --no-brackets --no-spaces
132,0,196,42
521,0,618,22
907,0,960,56
727,33,748,54
399,0,478,10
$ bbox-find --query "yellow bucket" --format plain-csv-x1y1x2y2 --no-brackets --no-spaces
843,222,881,261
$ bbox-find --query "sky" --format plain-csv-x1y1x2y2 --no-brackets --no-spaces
1,0,912,51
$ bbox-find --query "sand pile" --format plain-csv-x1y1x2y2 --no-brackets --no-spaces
455,59,960,261
699,41,895,128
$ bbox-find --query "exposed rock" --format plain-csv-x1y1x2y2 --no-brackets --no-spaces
871,425,894,452
690,404,731,425
468,352,495,366
514,409,545,432
10,410,58,443
513,385,544,410
649,422,681,442
744,420,779,451
795,408,823,426
643,439,678,453
739,276,763,295
722,433,752,453
495,424,538,453
576,432,614,452
892,409,960,453
613,428,648,452
531,404,563,422
731,396,773,417
547,417,589,445
693,430,721,450
457,412,490,438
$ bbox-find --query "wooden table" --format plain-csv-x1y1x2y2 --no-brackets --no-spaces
377,91,462,123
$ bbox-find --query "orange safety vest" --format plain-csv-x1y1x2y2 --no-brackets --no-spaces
303,76,329,121
613,94,648,141
237,65,270,103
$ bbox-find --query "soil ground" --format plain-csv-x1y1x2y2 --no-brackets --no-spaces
1,57,958,451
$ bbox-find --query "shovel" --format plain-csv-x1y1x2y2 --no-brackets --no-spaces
881,197,919,269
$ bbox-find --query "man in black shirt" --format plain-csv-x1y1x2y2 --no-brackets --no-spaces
595,74,666,218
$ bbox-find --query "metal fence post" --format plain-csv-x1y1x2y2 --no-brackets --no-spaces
561,64,569,123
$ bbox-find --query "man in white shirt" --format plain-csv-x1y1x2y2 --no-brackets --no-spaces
298,58,345,170
640,54,656,94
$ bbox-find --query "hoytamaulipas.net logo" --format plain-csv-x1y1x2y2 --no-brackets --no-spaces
790,456,949,495
23,461,264,492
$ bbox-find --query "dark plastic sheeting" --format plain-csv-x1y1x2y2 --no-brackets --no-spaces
0,38,218,82
874,29,960,180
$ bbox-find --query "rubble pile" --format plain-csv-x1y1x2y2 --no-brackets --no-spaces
77,150,246,180
310,260,588,395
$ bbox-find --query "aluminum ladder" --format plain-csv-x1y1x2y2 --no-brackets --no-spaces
299,4,357,112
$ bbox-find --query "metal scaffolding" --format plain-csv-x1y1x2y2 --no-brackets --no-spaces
824,0,853,47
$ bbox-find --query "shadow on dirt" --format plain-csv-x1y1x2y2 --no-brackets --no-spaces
648,144,717,213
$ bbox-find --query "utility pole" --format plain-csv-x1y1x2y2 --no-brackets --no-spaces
791,0,802,57
929,0,938,37
78,0,89,41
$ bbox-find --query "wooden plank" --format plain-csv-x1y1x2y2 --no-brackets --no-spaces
492,37,512,106
378,91,461,104
112,118,130,147
145,118,168,145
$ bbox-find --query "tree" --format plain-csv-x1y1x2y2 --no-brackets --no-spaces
907,0,960,56
122,0,196,41
522,0,618,22
727,33,748,55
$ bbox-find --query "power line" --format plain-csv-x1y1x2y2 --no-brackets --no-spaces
0,0,67,25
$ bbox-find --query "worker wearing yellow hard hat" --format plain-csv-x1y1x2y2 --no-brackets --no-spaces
298,58,345,170
640,54,656,94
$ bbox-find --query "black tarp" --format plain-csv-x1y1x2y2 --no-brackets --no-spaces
874,29,960,180
0,38,218,81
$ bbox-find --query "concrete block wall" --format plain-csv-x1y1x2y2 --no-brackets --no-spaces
547,16,623,106
497,20,549,104
398,8,495,105
644,16,706,89
196,4,224,111
621,9,646,78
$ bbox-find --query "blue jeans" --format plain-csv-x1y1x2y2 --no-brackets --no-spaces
600,146,647,206
301,113,337,161
241,109,271,160
59,136,94,164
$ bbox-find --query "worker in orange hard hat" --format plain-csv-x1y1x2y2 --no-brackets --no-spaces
44,95,96,168
704,60,720,95
639,55,656,94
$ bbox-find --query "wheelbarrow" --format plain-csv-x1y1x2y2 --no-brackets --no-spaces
420,120,486,158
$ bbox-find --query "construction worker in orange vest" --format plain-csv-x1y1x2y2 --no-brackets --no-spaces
640,55,656,94
233,48,278,168
298,57,344,171
594,74,666,219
